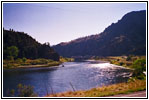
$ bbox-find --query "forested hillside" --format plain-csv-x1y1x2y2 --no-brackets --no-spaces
3,29,59,61
53,10,146,57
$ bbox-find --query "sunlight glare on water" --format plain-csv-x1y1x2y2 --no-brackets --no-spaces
88,62,127,69
89,63,114,69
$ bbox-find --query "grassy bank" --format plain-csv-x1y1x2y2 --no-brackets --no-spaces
46,79,146,97
3,57,74,69
95,55,146,79
94,55,145,68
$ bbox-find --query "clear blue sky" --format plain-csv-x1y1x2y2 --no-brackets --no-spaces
3,2,146,45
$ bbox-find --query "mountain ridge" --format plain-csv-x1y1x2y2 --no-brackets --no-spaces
53,10,146,57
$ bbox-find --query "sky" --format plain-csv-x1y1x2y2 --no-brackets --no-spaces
3,2,146,45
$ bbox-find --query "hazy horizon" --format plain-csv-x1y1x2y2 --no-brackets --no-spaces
3,2,146,45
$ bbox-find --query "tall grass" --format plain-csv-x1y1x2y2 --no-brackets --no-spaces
46,79,146,97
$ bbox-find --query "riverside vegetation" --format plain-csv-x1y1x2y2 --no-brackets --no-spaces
94,55,146,79
47,79,145,97
3,57,74,69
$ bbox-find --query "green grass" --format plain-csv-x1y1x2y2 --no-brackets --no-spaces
3,58,61,69
3,57,74,69
60,56,74,62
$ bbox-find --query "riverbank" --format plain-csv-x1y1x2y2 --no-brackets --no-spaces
3,57,74,69
46,79,146,97
93,55,146,69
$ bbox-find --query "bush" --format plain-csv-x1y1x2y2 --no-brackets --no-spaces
7,89,15,97
126,55,132,61
7,84,38,97
119,62,124,66
132,58,146,79
7,56,14,61
16,58,22,63
17,84,38,97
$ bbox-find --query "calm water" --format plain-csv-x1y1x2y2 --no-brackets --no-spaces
3,61,131,97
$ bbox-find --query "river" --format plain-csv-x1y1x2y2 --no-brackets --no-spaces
3,60,131,97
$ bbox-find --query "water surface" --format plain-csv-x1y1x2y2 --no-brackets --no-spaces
3,61,131,96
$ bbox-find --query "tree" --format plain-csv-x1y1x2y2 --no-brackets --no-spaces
132,58,146,79
5,46,19,60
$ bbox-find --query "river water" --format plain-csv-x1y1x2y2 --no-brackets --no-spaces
3,61,131,97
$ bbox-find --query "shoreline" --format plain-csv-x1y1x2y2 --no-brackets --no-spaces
3,63,62,70
46,79,146,97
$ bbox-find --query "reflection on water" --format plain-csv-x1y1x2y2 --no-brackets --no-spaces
3,61,131,97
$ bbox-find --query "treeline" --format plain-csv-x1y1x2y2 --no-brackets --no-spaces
3,29,59,61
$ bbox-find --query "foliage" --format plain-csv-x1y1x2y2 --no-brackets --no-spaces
4,46,19,60
3,29,59,61
119,62,124,66
30,59,49,65
16,58,22,63
17,84,38,97
126,55,132,61
60,56,74,62
7,56,14,61
7,84,38,97
97,56,146,80
132,58,146,78
3,58,62,69
7,89,15,97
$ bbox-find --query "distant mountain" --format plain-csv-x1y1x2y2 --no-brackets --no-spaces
3,29,60,61
53,10,146,57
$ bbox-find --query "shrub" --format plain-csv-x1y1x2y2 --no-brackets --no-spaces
17,84,38,97
7,89,15,97
132,58,146,79
119,62,124,66
16,58,22,63
7,84,38,97
126,55,132,61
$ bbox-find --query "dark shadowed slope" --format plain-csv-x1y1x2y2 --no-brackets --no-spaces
53,10,146,57
3,29,60,61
